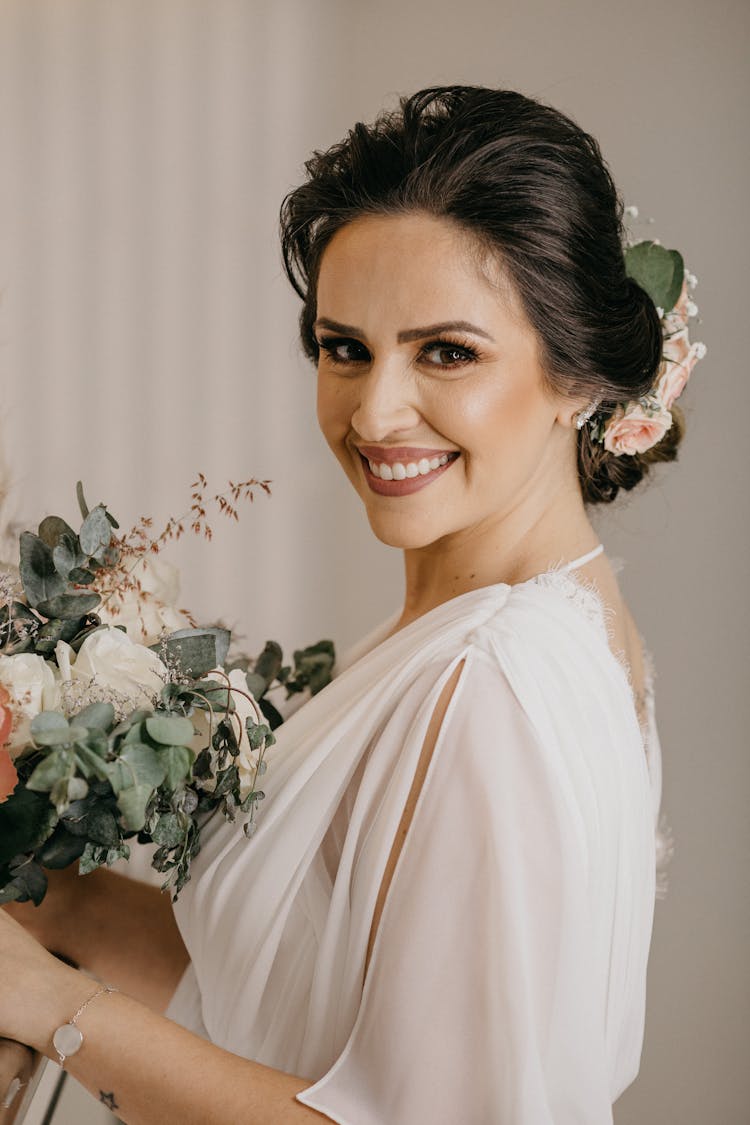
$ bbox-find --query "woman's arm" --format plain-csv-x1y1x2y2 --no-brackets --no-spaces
3,864,189,1013
0,911,323,1125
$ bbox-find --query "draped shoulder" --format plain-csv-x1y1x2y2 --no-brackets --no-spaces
168,574,661,1124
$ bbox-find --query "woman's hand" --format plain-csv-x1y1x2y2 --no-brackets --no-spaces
0,1039,35,1125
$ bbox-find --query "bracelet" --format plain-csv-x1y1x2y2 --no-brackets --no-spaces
52,984,119,1068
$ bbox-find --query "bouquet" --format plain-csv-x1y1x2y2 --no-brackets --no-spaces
0,479,334,905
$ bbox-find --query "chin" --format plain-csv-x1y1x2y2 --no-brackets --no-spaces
363,507,446,551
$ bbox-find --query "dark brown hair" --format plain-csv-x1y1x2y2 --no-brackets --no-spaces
280,85,682,504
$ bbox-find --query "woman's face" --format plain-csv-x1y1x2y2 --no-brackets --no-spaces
314,212,580,551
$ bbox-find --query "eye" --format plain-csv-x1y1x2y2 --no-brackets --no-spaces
419,339,480,368
316,336,370,366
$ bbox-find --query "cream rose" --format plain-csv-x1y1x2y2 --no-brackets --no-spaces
57,626,167,712
98,556,192,646
602,401,673,457
0,653,63,754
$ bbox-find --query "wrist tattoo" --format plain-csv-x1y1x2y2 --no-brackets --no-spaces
99,1090,120,1111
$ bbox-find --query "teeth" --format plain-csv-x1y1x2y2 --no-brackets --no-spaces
366,453,455,480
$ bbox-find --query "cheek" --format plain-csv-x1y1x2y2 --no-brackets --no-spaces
316,374,351,452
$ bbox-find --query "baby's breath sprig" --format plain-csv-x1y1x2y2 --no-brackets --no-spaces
93,475,272,613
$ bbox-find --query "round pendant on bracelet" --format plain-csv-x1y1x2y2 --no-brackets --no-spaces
53,1022,84,1063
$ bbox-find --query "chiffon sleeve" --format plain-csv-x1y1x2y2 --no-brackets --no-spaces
295,644,624,1125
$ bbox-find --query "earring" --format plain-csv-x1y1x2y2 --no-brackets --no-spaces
574,397,602,429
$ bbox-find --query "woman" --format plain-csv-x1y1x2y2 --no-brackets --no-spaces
0,85,680,1123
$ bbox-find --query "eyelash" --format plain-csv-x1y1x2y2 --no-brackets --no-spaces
316,336,481,370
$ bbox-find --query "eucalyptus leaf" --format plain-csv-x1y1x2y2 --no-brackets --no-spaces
30,711,70,743
35,615,82,656
5,854,47,905
26,748,74,791
145,715,195,747
254,640,283,687
245,672,267,700
68,567,96,585
76,480,90,520
19,532,67,609
79,505,112,558
108,743,166,794
75,744,112,781
37,591,101,620
74,701,115,731
117,783,154,831
52,533,87,579
38,516,77,550
0,788,57,866
158,744,194,788
36,825,88,868
625,241,685,314
151,812,186,848
152,630,223,679
85,806,121,847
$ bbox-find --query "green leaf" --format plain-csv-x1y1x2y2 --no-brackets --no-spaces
78,841,107,875
245,672,267,700
108,743,166,794
0,787,57,867
2,854,48,905
26,748,73,791
35,615,83,656
52,533,87,579
625,240,685,314
116,783,154,831
151,812,186,848
253,641,283,688
37,592,101,620
19,532,67,609
30,712,72,747
158,744,194,788
38,516,77,550
75,744,111,781
36,825,88,868
145,715,194,747
85,805,121,847
74,701,115,731
76,481,90,520
79,506,112,558
151,630,218,679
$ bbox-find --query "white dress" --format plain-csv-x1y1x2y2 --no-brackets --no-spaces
167,544,665,1124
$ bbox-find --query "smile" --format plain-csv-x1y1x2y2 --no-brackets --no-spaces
356,448,460,496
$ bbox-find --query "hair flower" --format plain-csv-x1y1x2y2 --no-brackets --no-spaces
602,398,673,457
592,234,707,455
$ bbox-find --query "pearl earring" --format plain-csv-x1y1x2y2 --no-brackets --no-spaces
574,397,602,429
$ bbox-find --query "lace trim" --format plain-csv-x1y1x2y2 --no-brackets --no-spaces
531,562,673,898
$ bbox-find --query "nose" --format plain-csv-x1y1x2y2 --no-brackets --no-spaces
349,357,422,442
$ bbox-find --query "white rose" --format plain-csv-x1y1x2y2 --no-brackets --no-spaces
59,626,167,712
0,653,63,754
98,556,192,646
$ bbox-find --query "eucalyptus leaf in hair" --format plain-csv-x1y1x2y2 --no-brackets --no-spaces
625,240,684,314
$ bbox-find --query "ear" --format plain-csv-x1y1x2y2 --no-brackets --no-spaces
556,397,591,430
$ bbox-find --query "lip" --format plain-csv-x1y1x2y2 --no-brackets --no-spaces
356,449,460,497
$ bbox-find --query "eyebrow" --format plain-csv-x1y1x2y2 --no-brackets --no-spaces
313,317,495,343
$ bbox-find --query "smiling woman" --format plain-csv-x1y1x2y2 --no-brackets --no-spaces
1,85,676,1125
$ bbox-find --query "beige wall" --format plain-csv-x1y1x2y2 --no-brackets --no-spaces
0,1,747,1121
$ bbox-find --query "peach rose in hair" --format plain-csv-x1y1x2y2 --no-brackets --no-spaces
602,400,673,456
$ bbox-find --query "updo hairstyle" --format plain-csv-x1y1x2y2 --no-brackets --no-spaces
280,85,684,505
